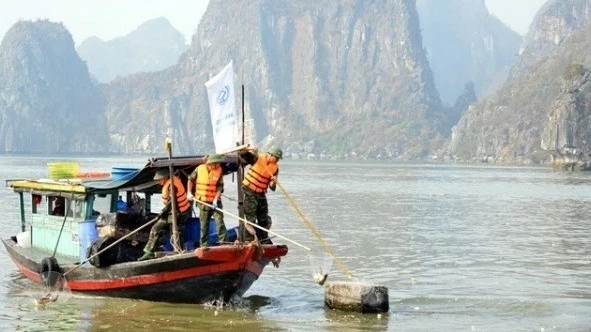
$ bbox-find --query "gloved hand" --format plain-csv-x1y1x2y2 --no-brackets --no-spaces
186,193,194,201
211,202,218,210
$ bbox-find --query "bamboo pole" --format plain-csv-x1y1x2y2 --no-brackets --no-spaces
218,144,250,155
166,138,181,252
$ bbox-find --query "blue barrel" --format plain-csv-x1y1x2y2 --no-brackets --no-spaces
116,196,126,211
227,227,237,242
78,220,99,263
165,218,221,251
182,217,200,250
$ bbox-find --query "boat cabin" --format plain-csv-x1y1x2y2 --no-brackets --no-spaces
7,155,240,265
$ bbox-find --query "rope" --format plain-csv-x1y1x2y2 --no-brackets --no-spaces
221,194,237,202
193,198,312,251
51,194,74,258
275,180,353,280
240,148,352,278
243,148,354,279
63,215,160,277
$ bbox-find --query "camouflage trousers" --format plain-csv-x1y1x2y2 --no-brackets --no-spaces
197,202,227,247
143,211,190,253
242,187,272,243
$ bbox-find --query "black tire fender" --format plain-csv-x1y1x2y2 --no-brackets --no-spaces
39,257,60,287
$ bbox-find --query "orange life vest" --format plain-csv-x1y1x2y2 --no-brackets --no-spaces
243,153,278,193
162,175,191,213
196,164,222,203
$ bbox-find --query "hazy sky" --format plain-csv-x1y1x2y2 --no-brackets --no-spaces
485,0,548,34
0,0,547,45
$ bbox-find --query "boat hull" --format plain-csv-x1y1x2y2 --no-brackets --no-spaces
2,238,287,303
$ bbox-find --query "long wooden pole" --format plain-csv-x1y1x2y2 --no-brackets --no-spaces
166,139,181,252
238,84,246,242
259,161,353,278
219,144,250,155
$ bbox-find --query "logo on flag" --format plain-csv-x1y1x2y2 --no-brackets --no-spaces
205,61,238,153
217,86,230,105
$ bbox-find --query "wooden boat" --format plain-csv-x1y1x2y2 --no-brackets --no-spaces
2,155,288,303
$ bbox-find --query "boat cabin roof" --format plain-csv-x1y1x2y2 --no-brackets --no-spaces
7,155,240,197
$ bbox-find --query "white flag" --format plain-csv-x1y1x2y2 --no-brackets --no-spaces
205,61,238,153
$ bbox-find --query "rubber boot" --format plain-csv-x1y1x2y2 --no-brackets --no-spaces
137,251,155,261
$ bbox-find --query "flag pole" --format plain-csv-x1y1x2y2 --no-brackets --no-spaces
205,61,244,242
238,83,246,243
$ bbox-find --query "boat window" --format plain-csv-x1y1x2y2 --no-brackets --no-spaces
31,194,44,214
68,199,85,220
93,194,112,215
49,197,66,217
127,192,146,216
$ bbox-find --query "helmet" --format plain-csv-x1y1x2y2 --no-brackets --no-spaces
206,153,224,164
153,169,169,180
268,146,283,160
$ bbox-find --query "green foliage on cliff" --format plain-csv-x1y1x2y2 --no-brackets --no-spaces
563,63,586,81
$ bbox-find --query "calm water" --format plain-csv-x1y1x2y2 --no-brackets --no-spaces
1,155,591,331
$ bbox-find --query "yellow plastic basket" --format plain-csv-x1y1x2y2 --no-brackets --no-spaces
47,162,80,179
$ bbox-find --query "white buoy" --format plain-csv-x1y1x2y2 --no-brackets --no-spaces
324,281,389,313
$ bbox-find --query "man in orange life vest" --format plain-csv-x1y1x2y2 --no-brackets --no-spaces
239,146,282,243
186,153,228,248
138,169,191,261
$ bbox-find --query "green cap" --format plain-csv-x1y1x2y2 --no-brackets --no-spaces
153,169,169,180
206,153,223,164
268,146,283,160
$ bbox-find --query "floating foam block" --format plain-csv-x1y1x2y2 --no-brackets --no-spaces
324,281,389,313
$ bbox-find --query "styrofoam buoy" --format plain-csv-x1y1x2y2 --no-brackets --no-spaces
324,281,389,313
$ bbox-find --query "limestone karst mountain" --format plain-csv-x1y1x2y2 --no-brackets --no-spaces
77,17,187,83
416,0,521,105
0,20,109,153
448,0,591,165
540,64,591,170
103,0,450,159
6,1,588,164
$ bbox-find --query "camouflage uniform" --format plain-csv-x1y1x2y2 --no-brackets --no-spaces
240,148,281,244
139,171,191,261
144,211,190,253
188,157,228,248
243,187,272,243
197,201,227,247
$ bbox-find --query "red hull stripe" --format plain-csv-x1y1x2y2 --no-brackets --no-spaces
13,259,42,283
67,246,264,291
8,243,287,292
68,259,248,290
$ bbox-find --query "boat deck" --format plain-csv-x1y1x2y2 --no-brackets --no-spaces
6,238,80,265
